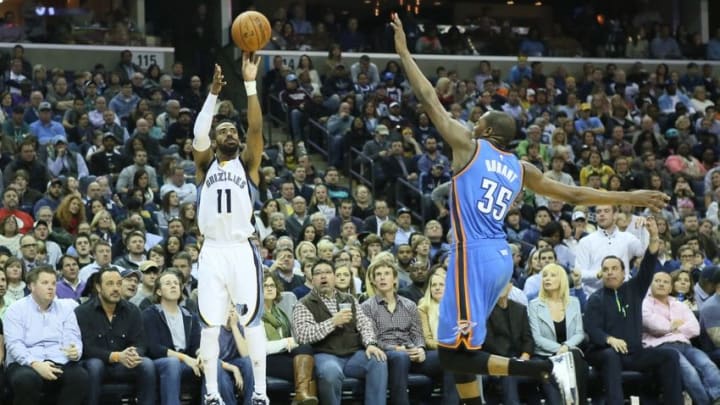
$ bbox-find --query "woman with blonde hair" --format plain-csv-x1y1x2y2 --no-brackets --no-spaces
214,100,241,127
435,77,454,109
691,85,714,113
417,266,458,403
53,194,86,235
315,239,335,262
528,263,588,404
295,241,317,264
417,266,447,350
307,185,336,224
90,209,118,245
518,249,543,290
548,128,575,162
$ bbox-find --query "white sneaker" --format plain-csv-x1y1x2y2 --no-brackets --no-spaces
549,352,578,405
251,393,270,405
203,393,225,405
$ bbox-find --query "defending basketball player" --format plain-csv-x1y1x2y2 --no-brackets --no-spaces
391,13,670,405
193,53,268,405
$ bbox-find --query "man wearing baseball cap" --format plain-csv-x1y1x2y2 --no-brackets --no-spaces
574,102,605,136
29,101,67,145
88,132,124,181
279,72,311,141
129,261,160,307
3,105,29,145
120,268,142,301
696,266,719,307
47,135,89,180
394,207,417,247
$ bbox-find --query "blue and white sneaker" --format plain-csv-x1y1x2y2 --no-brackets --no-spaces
204,393,225,405
550,351,578,405
251,392,270,405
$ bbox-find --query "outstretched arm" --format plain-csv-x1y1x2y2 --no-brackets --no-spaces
390,14,474,166
521,161,669,210
193,64,225,184
241,52,263,186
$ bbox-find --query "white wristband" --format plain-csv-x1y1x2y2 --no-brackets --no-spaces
245,81,257,96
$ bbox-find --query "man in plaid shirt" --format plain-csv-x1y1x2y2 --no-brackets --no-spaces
292,259,388,405
361,260,449,405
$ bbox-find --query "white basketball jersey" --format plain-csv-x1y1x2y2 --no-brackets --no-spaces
198,158,255,242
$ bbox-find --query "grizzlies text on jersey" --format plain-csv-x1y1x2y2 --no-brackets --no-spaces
197,157,256,242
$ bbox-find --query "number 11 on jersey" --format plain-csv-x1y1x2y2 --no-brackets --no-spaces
217,189,232,213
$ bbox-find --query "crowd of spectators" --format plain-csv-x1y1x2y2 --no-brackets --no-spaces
260,42,720,403
1,11,720,404
260,3,720,60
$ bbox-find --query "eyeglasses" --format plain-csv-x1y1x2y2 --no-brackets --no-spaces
263,284,276,289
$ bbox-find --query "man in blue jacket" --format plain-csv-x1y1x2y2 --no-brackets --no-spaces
142,269,202,405
583,217,683,404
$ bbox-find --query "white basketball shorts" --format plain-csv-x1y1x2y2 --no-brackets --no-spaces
197,239,263,327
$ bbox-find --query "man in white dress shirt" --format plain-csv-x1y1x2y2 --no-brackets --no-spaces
159,166,196,204
574,205,645,296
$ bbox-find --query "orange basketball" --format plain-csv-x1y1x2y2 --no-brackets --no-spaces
231,11,272,52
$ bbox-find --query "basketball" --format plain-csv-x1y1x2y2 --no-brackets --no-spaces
231,11,272,52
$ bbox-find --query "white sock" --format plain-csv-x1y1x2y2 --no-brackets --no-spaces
200,326,221,396
245,324,268,396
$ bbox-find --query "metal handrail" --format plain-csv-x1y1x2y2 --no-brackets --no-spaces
306,119,329,158
396,177,426,223
265,94,288,145
349,147,375,196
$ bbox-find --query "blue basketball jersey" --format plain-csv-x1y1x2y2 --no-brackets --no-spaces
438,138,524,349
450,139,523,241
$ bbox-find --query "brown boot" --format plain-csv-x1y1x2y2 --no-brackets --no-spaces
293,354,318,405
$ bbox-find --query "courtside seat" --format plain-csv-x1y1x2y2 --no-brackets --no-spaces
267,373,437,402
587,366,657,402
99,383,136,404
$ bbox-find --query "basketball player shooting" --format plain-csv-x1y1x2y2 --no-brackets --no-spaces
391,13,670,405
193,53,268,405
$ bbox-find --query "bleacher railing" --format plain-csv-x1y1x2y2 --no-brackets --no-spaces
265,94,288,145
396,177,426,223
254,50,720,88
349,147,376,196
306,119,329,159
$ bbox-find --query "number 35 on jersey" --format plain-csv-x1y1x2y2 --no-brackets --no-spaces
476,178,513,221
